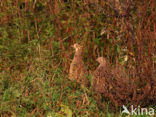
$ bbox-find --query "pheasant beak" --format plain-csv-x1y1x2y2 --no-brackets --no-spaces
96,58,99,62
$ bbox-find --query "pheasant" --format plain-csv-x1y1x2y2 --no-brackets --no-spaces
93,57,132,109
69,43,89,86
93,57,115,109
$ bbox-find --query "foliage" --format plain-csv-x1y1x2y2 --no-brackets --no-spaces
0,0,155,116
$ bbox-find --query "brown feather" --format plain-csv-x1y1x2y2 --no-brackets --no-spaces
93,57,133,108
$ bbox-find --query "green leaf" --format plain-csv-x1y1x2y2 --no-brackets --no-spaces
117,45,120,53
114,45,120,53
13,89,21,98
93,38,102,45
55,104,72,117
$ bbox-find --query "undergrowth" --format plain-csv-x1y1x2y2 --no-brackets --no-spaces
0,0,155,116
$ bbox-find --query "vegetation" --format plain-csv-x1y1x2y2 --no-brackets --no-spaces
0,0,155,116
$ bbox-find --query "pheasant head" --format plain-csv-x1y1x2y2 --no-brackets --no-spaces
96,57,106,65
72,43,83,57
73,43,82,52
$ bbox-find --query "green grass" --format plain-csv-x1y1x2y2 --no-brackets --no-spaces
0,0,155,116
0,61,154,116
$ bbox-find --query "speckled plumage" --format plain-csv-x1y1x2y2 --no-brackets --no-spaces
93,57,112,93
93,57,133,107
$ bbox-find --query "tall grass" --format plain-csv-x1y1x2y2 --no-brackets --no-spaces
0,0,155,116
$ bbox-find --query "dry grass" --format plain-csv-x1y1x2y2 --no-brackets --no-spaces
0,0,155,116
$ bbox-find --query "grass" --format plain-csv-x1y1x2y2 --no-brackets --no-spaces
0,0,155,116
0,55,154,116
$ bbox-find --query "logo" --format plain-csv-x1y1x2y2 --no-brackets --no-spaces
122,105,155,116
122,105,130,114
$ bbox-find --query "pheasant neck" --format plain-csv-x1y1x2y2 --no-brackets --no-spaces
99,63,106,67
74,50,83,59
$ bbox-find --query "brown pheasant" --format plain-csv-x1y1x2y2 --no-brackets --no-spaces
93,57,132,109
69,43,89,86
